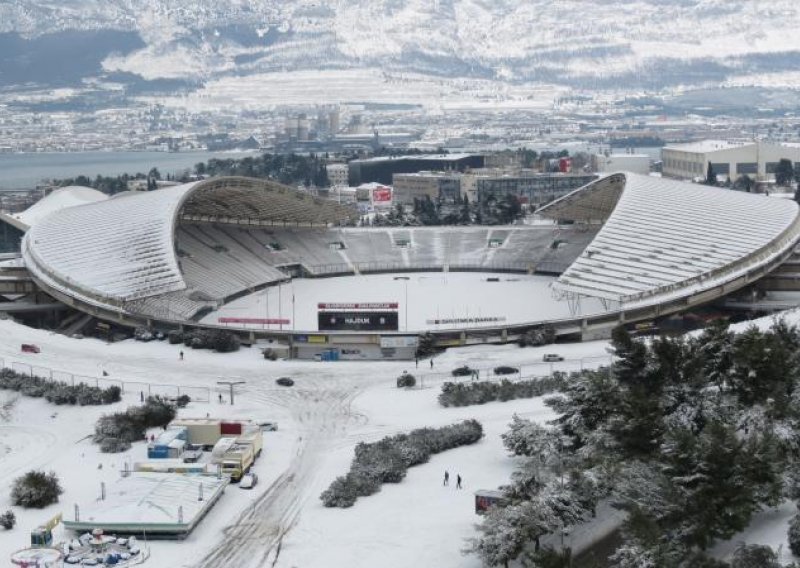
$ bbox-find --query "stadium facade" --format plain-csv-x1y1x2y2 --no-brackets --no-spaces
16,173,800,360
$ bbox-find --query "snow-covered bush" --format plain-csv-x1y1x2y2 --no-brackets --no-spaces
731,544,780,568
263,348,278,361
438,375,567,407
321,420,483,508
11,471,62,508
0,510,15,530
175,394,190,408
167,331,183,345
99,437,131,454
94,396,177,453
0,369,120,407
396,372,415,388
518,326,556,347
211,331,240,353
789,512,800,555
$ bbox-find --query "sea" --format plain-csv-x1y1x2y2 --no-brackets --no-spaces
0,150,261,191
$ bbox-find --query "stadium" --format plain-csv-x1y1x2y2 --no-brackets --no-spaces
13,172,800,360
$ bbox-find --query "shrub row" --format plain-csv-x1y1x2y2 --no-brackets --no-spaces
168,329,240,353
438,374,567,407
0,369,121,406
320,419,483,508
93,396,177,453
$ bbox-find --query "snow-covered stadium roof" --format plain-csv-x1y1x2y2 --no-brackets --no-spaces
538,173,800,304
23,177,357,306
0,186,108,231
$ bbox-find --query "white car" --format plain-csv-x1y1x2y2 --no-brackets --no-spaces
239,473,258,489
542,354,564,362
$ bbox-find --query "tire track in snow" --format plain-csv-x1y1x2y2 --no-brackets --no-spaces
194,382,363,568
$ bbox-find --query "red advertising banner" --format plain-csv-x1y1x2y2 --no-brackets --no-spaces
372,186,392,202
218,317,291,324
318,302,398,310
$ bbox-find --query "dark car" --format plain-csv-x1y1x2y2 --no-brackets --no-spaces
451,365,474,377
276,377,295,387
493,366,519,376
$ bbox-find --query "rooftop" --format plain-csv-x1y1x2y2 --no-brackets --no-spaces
663,140,755,154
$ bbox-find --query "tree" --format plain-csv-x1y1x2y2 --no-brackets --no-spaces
730,543,780,568
775,158,794,187
789,512,800,555
11,471,63,508
466,504,529,568
705,163,717,186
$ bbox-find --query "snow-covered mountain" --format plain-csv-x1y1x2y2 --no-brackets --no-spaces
2,0,800,90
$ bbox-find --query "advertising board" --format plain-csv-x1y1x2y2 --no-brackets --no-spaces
318,311,399,331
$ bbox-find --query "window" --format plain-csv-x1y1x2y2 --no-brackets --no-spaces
736,162,757,175
710,162,730,175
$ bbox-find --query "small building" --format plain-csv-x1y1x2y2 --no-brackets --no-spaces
662,140,800,182
348,153,484,186
62,472,229,538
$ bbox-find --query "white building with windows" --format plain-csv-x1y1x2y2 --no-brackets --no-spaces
662,140,800,182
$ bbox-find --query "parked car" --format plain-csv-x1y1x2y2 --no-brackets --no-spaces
276,377,294,387
493,366,519,376
259,421,279,432
21,343,40,354
239,473,258,489
451,365,475,377
542,354,564,362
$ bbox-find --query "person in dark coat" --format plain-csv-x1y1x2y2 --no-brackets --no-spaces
443,470,449,486
456,474,462,489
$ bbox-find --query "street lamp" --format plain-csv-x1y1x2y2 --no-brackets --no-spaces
394,276,410,331
216,380,245,405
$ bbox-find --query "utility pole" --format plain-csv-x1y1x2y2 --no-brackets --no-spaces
216,380,245,405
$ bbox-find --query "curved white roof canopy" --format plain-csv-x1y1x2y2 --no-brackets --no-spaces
23,177,357,309
0,186,108,232
538,173,800,304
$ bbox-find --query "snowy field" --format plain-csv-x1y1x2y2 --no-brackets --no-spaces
0,309,797,566
201,272,608,332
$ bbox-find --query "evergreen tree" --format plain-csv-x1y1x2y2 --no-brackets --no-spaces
705,163,717,186
775,158,794,187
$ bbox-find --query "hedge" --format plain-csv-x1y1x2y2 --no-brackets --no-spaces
438,375,567,407
0,369,121,406
320,419,483,508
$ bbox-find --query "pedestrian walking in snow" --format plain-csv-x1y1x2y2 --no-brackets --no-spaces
415,357,419,368
456,474,462,489
218,393,223,404
443,470,449,486
430,359,434,369
179,350,184,361
140,391,144,403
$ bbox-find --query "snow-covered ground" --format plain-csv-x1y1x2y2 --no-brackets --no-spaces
0,317,610,568
1,306,799,567
202,272,607,332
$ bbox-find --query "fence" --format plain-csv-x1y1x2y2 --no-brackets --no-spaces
3,359,210,402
